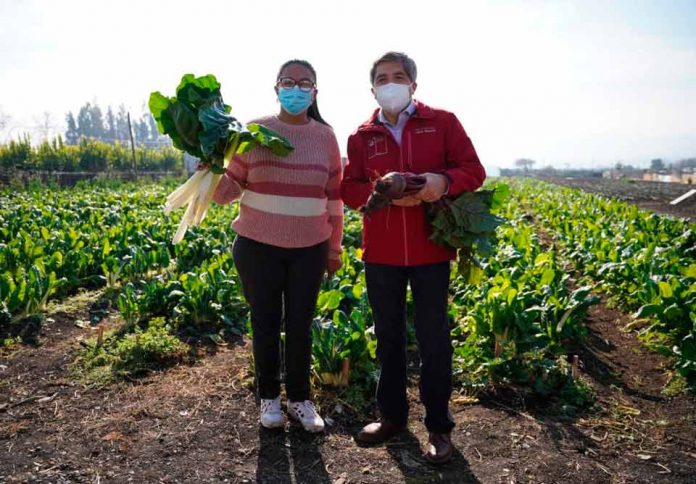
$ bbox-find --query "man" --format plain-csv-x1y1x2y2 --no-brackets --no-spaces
340,52,485,464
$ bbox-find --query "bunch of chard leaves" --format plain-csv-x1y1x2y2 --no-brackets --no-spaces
427,183,509,282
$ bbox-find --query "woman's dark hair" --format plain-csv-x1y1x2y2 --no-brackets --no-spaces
277,59,330,126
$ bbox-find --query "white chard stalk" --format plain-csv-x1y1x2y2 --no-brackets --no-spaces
165,142,237,244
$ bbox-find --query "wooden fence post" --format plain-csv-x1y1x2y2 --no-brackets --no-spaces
127,112,137,174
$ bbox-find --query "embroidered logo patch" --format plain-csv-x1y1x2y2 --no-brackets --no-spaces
414,127,437,134
367,135,388,159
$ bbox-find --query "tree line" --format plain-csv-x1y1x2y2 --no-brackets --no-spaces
0,136,181,173
0,102,183,174
64,102,168,147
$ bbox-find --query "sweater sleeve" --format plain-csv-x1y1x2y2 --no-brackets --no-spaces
340,133,374,210
440,113,486,196
212,155,247,205
326,136,343,261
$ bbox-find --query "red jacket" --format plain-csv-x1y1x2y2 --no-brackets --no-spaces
341,100,486,266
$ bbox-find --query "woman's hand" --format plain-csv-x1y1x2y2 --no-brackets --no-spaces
326,257,342,277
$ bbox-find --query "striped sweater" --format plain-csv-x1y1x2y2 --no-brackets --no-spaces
212,115,343,262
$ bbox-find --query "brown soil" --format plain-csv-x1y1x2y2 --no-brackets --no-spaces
1,290,695,483
540,177,695,221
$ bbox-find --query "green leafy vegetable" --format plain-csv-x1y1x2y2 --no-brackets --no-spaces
148,73,294,243
427,183,509,281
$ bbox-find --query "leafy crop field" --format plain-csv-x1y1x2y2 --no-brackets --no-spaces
1,178,694,483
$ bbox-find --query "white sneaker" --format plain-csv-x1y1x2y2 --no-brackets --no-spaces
287,400,325,433
260,396,285,429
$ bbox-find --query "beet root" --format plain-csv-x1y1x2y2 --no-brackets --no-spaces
361,172,428,214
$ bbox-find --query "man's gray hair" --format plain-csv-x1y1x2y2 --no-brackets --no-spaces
370,51,417,84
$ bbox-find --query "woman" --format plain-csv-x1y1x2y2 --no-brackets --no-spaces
210,60,343,432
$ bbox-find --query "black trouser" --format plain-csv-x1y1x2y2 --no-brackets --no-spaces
233,235,328,401
365,261,455,434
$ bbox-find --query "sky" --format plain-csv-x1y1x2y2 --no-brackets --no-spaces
1,0,695,173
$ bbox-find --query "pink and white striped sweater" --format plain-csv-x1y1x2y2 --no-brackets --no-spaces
212,115,343,262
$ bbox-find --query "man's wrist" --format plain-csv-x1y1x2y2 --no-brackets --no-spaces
440,173,451,196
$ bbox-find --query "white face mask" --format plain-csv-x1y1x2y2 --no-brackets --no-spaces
375,83,412,113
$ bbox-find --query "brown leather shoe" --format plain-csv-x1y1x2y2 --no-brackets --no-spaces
423,432,453,464
356,420,406,444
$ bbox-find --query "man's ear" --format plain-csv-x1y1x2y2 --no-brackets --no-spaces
410,82,418,95
371,86,376,98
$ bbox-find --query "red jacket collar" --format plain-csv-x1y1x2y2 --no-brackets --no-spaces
358,100,435,132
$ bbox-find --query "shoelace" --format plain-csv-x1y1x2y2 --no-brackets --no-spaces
261,399,278,413
292,401,317,419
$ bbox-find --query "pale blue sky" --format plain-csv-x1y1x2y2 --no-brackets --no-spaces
1,0,695,172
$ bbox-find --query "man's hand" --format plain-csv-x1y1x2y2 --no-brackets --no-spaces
415,173,448,202
392,195,422,207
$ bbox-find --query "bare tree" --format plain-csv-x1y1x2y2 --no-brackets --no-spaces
514,158,536,172
33,111,57,142
0,108,10,135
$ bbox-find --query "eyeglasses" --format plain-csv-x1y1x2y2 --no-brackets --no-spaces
276,77,316,92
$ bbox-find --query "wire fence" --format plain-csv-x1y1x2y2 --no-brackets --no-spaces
0,169,183,187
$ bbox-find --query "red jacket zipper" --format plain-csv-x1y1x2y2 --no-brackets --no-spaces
399,129,409,266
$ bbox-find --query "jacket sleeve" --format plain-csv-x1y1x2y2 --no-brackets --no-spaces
340,133,374,210
212,155,247,205
326,136,344,262
440,113,486,196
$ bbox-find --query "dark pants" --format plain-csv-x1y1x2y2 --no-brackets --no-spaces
233,235,328,401
365,261,455,434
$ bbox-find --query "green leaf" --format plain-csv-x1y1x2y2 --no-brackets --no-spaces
333,310,349,327
148,91,172,134
327,290,343,311
663,303,682,321
658,281,673,299
490,183,510,210
247,123,294,156
197,98,243,161
150,73,294,164
168,102,202,152
540,268,555,287
176,73,223,110
102,238,111,258
634,304,660,319
683,264,696,279
352,283,364,299
428,190,505,269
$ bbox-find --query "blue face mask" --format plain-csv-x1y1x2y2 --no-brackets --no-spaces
278,86,313,115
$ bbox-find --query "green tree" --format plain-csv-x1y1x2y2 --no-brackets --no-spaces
76,103,92,138
116,104,130,141
105,106,118,143
650,158,665,171
676,158,696,170
65,112,79,145
90,104,105,140
135,116,149,145
146,113,159,143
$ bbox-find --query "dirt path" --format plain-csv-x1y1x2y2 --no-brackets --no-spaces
1,291,695,483
540,177,695,221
